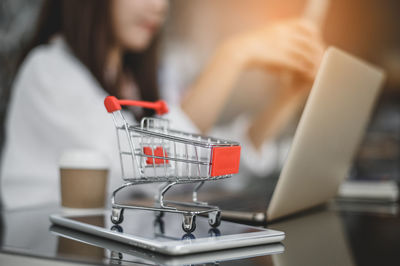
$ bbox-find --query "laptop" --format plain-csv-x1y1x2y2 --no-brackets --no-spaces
209,47,386,223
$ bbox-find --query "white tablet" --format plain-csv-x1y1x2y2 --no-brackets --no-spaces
50,225,284,265
50,210,285,255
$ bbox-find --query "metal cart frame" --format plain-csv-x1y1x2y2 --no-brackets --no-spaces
104,96,241,232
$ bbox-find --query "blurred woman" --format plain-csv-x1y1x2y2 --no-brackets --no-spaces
0,0,323,209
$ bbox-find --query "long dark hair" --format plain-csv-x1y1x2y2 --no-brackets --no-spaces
21,0,160,115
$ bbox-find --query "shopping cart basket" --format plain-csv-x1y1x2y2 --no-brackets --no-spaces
104,96,241,233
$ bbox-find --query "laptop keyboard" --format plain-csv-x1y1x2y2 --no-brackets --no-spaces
209,195,270,211
208,175,279,212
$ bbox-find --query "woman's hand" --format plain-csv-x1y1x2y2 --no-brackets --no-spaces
182,19,324,134
227,19,325,149
226,19,324,80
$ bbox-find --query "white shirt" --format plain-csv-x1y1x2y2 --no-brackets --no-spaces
0,37,284,210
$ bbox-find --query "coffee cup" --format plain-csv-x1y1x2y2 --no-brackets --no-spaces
59,150,109,209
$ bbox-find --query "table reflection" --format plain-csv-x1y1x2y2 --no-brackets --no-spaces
50,225,284,265
1,202,398,265
271,209,355,266
56,215,105,261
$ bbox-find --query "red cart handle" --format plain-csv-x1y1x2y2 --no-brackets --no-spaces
104,96,169,115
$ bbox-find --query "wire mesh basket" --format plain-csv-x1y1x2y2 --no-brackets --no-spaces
104,96,241,233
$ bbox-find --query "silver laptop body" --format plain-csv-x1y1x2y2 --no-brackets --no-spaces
218,47,385,223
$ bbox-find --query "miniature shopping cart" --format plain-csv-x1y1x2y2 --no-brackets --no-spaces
104,96,241,233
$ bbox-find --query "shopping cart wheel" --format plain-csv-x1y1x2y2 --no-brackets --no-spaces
111,225,123,233
208,211,221,227
182,215,196,233
111,208,124,224
208,228,221,237
181,233,195,240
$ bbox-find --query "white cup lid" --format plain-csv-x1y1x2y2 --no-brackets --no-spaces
59,149,110,170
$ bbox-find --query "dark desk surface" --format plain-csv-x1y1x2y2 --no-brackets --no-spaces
0,201,399,266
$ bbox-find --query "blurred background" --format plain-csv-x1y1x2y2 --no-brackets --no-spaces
1,0,400,183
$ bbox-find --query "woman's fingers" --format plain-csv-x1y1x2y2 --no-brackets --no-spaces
234,18,325,79
284,28,324,77
270,49,312,75
287,42,322,75
258,40,317,77
289,32,324,59
290,19,322,41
